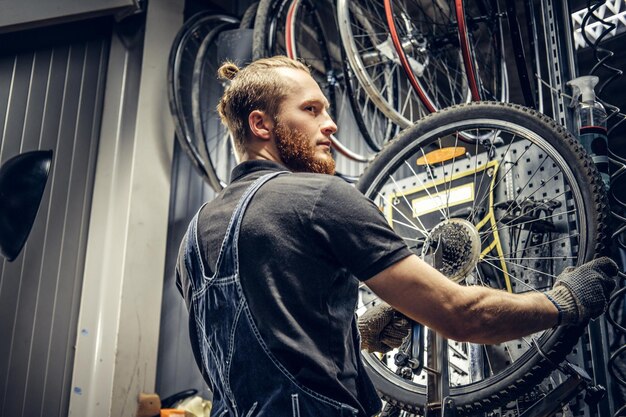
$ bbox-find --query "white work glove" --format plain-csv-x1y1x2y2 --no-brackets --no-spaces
358,302,410,353
544,257,618,325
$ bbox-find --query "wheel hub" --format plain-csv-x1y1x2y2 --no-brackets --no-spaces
421,218,481,282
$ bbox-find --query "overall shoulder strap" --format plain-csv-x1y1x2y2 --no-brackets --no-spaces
211,171,289,277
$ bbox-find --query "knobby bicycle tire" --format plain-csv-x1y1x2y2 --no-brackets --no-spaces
240,1,259,29
356,102,608,415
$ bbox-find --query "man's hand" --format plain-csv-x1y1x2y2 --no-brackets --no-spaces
358,302,410,353
544,257,618,325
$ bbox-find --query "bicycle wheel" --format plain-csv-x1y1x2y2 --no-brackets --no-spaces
168,12,239,189
457,0,508,103
356,102,608,414
239,1,259,29
252,0,289,59
192,19,240,191
384,0,506,112
342,47,400,153
337,0,427,128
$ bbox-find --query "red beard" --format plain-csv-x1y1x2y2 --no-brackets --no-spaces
274,122,336,175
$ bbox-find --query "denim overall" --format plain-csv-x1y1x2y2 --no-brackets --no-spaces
182,172,380,417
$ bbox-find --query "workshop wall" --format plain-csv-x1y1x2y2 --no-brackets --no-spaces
0,19,110,417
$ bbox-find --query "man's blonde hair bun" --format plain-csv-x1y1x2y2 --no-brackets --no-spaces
217,62,240,81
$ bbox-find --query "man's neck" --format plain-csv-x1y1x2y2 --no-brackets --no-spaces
241,148,282,164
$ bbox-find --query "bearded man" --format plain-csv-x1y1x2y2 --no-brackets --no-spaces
176,56,617,417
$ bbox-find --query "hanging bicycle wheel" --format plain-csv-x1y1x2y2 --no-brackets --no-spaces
456,0,508,103
342,48,400,153
384,0,507,112
168,12,239,190
252,0,289,59
356,102,608,415
191,19,240,191
239,1,259,30
337,0,427,128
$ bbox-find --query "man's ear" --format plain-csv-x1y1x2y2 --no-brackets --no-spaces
248,110,273,140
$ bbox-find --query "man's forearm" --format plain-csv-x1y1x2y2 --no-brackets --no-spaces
449,285,559,344
365,255,559,344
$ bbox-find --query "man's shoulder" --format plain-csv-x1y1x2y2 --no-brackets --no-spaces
273,172,359,194
268,173,365,207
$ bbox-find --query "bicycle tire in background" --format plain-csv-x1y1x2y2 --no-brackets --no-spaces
252,0,289,59
337,0,426,128
458,0,508,103
240,1,259,29
384,0,507,112
192,18,240,191
356,102,608,415
340,41,400,153
167,12,239,189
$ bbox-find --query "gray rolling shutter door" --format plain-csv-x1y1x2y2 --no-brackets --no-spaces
0,21,109,417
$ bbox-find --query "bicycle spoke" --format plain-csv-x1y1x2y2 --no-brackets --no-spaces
481,205,575,241
441,132,462,219
402,160,448,220
499,233,580,259
480,258,556,289
388,175,430,233
418,148,446,206
500,259,559,282
392,218,426,234
484,255,576,262
480,343,496,378
377,191,428,237
470,134,531,218
488,178,569,237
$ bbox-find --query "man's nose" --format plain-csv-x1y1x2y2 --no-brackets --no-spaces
321,113,338,136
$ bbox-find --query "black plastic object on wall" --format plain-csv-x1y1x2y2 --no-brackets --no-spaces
0,150,53,261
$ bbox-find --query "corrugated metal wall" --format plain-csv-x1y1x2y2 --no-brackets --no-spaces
0,20,110,417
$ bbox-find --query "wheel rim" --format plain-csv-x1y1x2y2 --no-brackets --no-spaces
168,13,239,191
384,0,507,111
462,0,508,102
193,19,240,191
342,56,400,152
338,0,426,127
357,116,591,411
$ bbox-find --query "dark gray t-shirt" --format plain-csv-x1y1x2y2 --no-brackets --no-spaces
177,160,411,412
